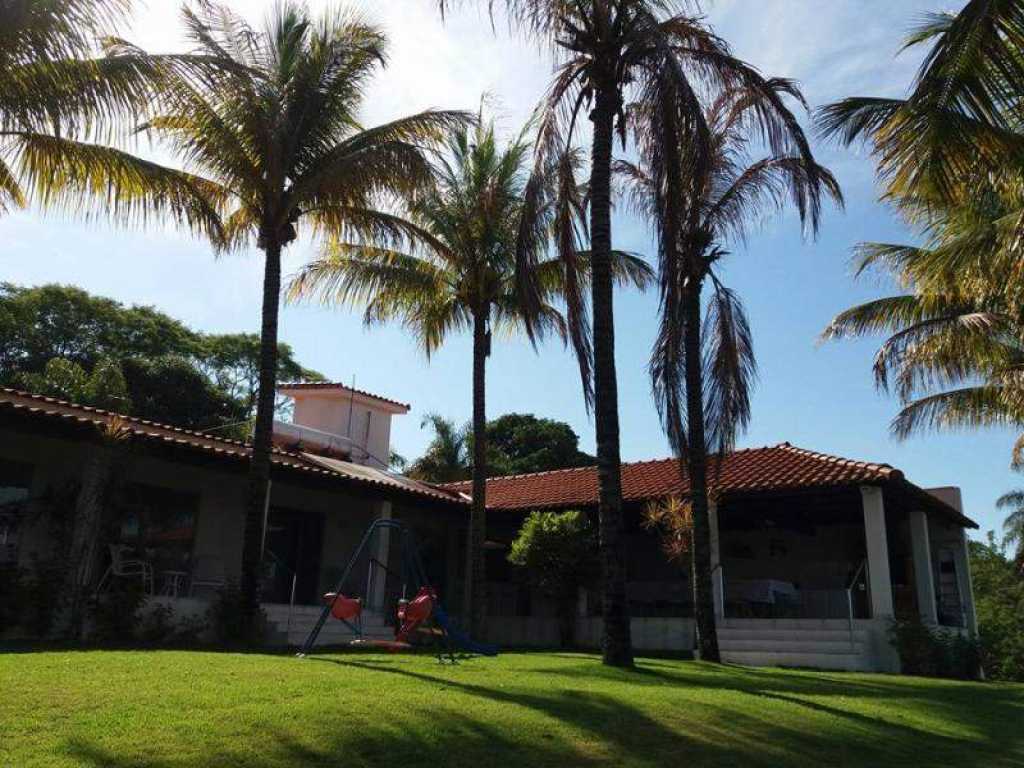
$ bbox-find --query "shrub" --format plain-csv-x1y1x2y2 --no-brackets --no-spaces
87,580,146,645
970,535,1024,681
206,583,267,647
508,510,597,647
888,617,981,680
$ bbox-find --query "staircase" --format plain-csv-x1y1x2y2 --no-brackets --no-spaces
263,603,395,647
716,618,873,671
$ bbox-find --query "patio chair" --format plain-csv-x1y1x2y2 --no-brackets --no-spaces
95,544,154,595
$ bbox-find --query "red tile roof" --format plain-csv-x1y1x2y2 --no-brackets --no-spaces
446,443,976,526
0,388,461,507
277,382,410,411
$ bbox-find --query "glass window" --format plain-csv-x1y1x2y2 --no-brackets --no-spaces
115,484,198,574
0,460,33,565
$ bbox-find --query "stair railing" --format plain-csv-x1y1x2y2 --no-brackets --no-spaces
711,563,725,619
265,549,299,640
845,559,867,651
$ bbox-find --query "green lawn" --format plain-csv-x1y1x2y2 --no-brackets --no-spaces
2,650,1022,767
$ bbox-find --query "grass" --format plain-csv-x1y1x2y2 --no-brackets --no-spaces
2,649,1023,767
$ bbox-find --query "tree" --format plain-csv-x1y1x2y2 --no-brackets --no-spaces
969,534,1024,681
52,417,131,640
0,283,319,432
117,1,465,635
438,0,814,666
288,119,644,636
199,334,325,421
1,2,226,249
484,413,594,476
819,3,1024,482
996,489,1024,573
508,510,598,647
619,84,840,661
408,414,472,484
15,356,132,413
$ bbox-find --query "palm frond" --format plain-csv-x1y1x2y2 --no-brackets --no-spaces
10,131,227,244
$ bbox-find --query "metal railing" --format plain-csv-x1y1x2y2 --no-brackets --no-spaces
264,549,298,639
845,559,867,650
711,563,724,619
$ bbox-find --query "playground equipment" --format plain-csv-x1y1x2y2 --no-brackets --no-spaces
297,518,497,660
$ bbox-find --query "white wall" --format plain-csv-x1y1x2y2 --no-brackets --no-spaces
291,395,396,469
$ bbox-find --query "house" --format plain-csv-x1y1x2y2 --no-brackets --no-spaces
0,385,468,644
0,386,979,672
451,446,979,672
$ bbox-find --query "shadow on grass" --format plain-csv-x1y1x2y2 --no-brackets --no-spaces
53,655,1024,768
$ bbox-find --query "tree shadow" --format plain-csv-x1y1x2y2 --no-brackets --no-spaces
32,653,1024,768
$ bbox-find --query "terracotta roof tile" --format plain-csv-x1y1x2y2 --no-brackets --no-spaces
446,443,975,526
0,388,461,506
277,382,410,410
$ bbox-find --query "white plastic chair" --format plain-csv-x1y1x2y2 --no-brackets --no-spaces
95,544,154,595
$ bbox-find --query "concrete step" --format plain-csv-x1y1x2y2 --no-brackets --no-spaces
721,650,873,672
717,628,868,644
717,618,863,631
718,638,865,655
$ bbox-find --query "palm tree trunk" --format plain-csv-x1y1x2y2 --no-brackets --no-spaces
590,82,633,667
465,308,488,638
51,439,119,641
240,238,282,642
683,278,720,662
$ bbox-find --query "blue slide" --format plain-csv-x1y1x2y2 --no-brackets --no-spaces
433,604,498,656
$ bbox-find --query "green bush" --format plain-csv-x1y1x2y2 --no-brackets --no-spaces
508,510,597,647
888,617,981,679
87,580,146,644
206,583,267,647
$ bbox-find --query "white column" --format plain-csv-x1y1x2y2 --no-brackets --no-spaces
370,500,392,610
860,486,894,619
956,528,979,634
909,509,938,624
709,502,723,618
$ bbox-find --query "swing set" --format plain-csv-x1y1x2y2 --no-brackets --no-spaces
297,518,497,661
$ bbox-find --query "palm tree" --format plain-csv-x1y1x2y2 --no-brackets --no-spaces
1,0,224,243
288,118,651,637
108,2,467,635
438,0,807,666
817,0,1024,212
620,83,841,661
996,488,1024,573
408,414,472,484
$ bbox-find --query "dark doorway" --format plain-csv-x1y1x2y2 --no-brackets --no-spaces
262,507,324,605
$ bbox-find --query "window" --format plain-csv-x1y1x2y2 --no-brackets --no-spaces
115,484,198,574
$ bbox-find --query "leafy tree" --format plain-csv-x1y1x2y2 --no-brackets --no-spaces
16,356,132,413
439,0,806,667
970,534,1024,682
0,283,319,431
198,333,325,420
408,414,472,484
409,412,596,483
508,510,598,647
0,283,202,374
483,413,594,476
120,356,245,433
122,2,465,633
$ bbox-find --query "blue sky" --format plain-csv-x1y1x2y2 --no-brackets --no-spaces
2,0,1017,537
